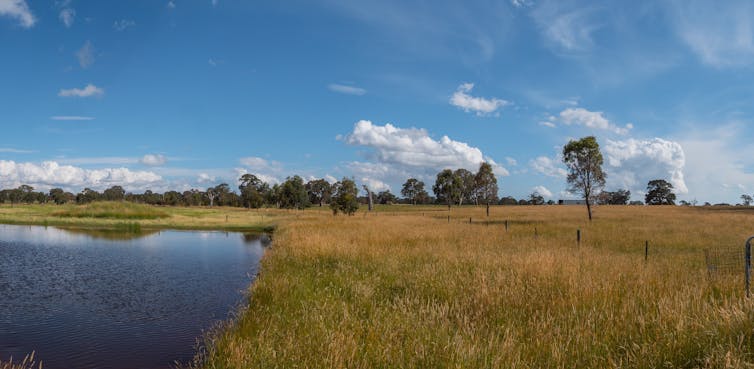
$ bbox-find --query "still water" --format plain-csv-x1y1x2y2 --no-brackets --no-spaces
0,225,266,369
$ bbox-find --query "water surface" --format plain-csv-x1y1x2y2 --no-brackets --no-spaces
0,225,266,369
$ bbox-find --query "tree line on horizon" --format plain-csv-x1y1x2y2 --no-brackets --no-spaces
0,137,747,214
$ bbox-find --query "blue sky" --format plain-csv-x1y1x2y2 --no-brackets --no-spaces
1,0,753,203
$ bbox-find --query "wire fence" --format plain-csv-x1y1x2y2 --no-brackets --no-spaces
704,247,744,278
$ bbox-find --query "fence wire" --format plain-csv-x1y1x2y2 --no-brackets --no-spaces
704,247,744,278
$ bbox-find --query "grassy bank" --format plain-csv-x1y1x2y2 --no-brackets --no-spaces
199,205,754,368
0,202,277,233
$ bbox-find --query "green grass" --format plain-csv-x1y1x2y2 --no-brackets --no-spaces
52,201,170,219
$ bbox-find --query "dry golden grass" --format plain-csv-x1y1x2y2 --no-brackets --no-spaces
0,352,41,369
199,205,754,368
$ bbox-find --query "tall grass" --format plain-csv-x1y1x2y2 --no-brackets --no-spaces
0,352,41,369
198,205,754,368
52,201,170,219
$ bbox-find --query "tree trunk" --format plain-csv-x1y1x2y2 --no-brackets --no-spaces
367,190,373,211
586,197,592,221
486,202,490,217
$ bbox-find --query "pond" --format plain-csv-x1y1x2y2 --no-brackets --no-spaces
0,224,267,369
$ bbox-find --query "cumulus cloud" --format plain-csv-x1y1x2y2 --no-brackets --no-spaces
449,83,509,116
0,160,162,191
678,124,754,203
113,19,135,31
343,120,507,175
197,173,216,184
59,7,74,27
603,138,687,196
559,108,632,135
76,40,95,69
532,185,553,198
666,0,754,67
328,83,367,96
0,147,34,153
140,154,167,166
340,120,507,191
166,1,175,9
58,84,104,98
0,0,35,28
530,156,567,178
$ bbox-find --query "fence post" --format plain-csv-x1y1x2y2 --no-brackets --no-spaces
448,215,450,223
746,236,753,298
535,227,538,239
577,229,581,245
469,217,472,224
505,220,508,232
645,240,649,262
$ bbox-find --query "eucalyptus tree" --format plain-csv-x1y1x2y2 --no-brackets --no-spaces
474,162,498,216
239,174,266,209
453,168,475,206
331,178,359,215
279,175,309,209
306,179,332,207
401,178,426,205
562,136,606,221
433,169,461,209
645,179,676,205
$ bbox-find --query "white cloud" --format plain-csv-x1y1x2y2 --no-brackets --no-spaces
450,83,510,116
603,138,687,196
237,157,284,185
58,157,138,165
532,185,553,198
76,40,95,69
211,0,218,7
0,0,35,28
324,174,337,184
113,19,135,31
530,2,602,52
511,0,532,8
197,173,216,184
343,120,508,175
341,120,507,192
530,156,567,178
539,121,556,128
559,107,632,135
666,0,754,67
0,147,34,153
505,157,518,166
0,160,162,192
59,7,74,27
166,1,175,9
51,116,94,121
140,154,167,166
678,124,754,203
58,84,104,98
328,83,367,96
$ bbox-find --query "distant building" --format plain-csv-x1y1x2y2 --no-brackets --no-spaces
558,199,585,205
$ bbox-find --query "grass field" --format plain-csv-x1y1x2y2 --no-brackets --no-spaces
196,205,754,368
0,202,277,233
2,203,754,368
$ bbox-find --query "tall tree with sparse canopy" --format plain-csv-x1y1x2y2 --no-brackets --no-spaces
645,179,676,205
474,162,498,216
453,168,475,206
401,178,425,205
433,169,461,209
562,136,606,221
741,194,752,206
